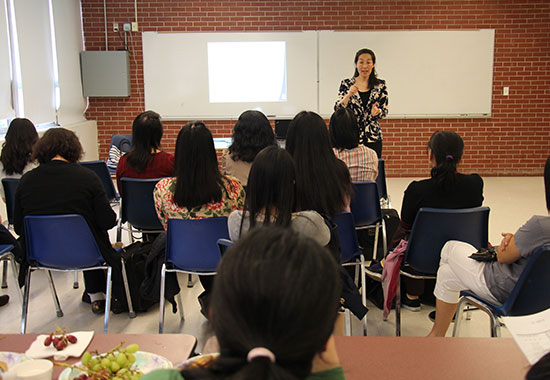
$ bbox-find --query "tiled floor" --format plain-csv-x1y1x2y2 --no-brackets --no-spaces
0,176,546,351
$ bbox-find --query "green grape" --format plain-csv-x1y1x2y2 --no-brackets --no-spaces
89,358,99,367
101,358,111,368
112,377,122,380
92,364,102,372
126,344,139,354
82,352,92,365
116,353,128,367
111,362,121,373
127,354,136,364
117,369,129,376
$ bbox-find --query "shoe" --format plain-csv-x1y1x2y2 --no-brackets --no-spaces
0,294,9,307
197,292,210,320
365,262,383,281
91,300,106,314
429,310,456,323
401,294,421,312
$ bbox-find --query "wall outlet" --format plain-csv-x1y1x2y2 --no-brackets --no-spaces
503,86,509,96
123,23,131,32
131,22,139,32
113,22,119,32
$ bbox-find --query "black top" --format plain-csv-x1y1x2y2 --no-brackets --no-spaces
359,89,372,109
400,173,484,228
14,161,118,264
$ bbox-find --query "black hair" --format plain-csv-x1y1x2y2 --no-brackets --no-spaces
181,227,341,380
240,145,296,235
0,118,38,175
329,107,360,150
228,110,276,163
526,351,550,380
353,48,381,89
125,110,163,172
173,121,224,209
427,130,464,192
545,156,550,212
32,128,83,164
286,111,352,218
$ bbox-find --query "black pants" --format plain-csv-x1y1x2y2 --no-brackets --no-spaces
365,140,382,158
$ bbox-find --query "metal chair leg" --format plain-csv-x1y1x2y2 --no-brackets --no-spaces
1,260,7,288
120,258,136,318
9,256,22,303
103,267,112,334
452,297,468,337
177,292,184,320
20,267,32,334
187,274,193,288
46,271,63,317
344,309,351,336
372,224,380,262
159,264,167,333
73,272,79,289
360,255,367,336
395,274,401,336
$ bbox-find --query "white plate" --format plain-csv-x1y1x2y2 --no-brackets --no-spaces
0,352,30,371
58,352,172,380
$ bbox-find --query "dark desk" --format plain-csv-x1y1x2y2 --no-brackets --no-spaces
0,334,196,378
335,336,530,380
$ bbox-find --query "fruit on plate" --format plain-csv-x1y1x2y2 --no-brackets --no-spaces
0,361,7,372
43,327,78,351
67,343,142,380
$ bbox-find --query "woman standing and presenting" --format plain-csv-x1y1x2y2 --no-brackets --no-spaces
335,48,388,157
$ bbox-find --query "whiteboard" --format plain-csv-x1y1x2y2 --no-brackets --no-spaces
318,30,495,118
142,31,317,119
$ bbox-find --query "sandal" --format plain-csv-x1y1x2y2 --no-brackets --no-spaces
91,300,106,314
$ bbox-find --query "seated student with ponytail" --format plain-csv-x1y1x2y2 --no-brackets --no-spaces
141,227,345,380
371,130,484,311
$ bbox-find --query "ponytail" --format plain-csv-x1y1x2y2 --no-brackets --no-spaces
428,131,464,191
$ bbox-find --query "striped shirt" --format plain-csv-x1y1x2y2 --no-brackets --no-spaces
333,145,378,182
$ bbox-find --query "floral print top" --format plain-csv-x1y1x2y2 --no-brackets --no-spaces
153,175,245,229
335,78,389,144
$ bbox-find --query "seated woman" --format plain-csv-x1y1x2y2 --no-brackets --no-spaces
329,107,378,182
141,227,345,380
286,111,352,219
228,145,330,247
14,128,118,314
116,110,174,191
379,130,484,311
154,121,244,309
428,156,550,337
222,110,276,186
0,118,38,200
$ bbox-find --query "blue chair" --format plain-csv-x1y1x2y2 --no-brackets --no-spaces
453,245,550,337
375,158,391,208
159,217,229,333
350,181,387,261
21,214,123,334
117,177,164,242
0,244,21,301
334,211,367,335
216,238,233,256
80,160,120,204
107,134,132,173
1,178,18,289
393,206,490,336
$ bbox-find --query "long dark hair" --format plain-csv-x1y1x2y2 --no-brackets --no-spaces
125,111,163,172
228,110,276,162
181,227,341,380
329,107,359,150
240,146,296,235
353,48,381,89
173,121,224,209
428,130,464,191
545,156,550,212
286,111,352,218
0,118,38,175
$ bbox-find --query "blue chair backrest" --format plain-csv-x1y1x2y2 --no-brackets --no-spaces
120,177,164,230
2,178,19,225
503,245,550,316
165,217,229,272
375,158,388,200
80,160,119,202
404,207,490,274
334,211,362,264
350,181,382,226
24,214,105,269
110,134,132,152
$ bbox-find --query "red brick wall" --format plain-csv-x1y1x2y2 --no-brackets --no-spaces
81,0,550,176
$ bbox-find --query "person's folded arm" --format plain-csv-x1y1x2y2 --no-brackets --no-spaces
496,233,522,264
